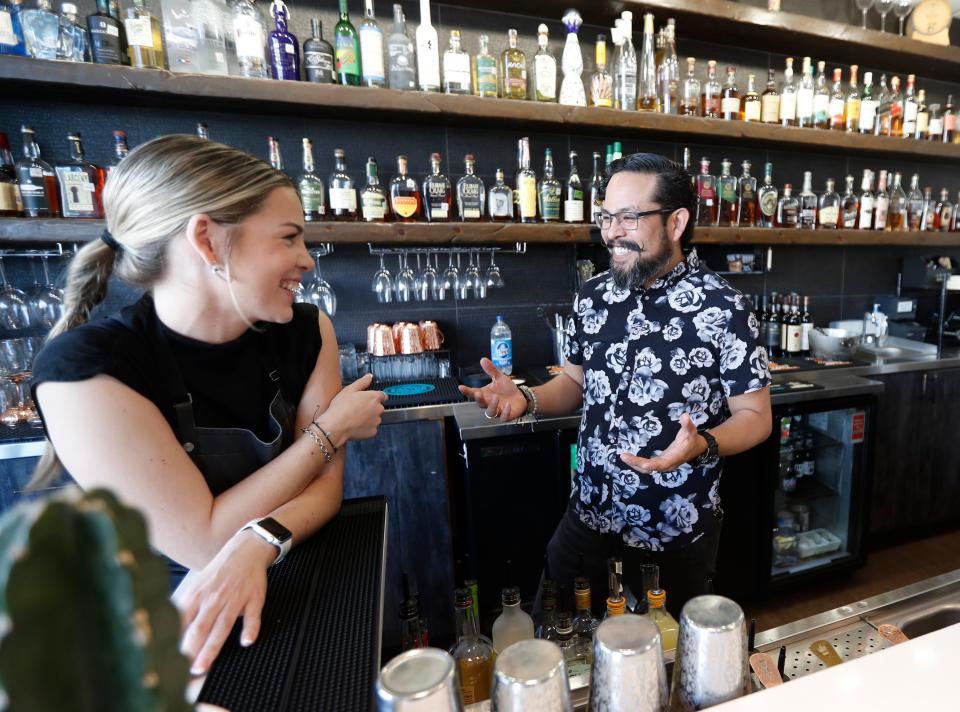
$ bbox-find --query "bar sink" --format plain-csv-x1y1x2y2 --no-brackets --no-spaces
865,579,960,639
894,605,960,638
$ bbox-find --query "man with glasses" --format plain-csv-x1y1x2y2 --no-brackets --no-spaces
460,153,772,614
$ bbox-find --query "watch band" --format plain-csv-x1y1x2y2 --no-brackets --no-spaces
693,429,720,467
240,517,293,565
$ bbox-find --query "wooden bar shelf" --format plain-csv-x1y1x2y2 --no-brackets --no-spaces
2,218,957,247
4,56,959,162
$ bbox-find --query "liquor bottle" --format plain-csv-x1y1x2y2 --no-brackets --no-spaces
298,138,325,221
456,154,484,221
123,0,163,69
268,0,299,80
795,56,814,128
901,74,918,138
887,76,904,137
491,586,534,656
609,23,623,106
935,189,953,232
717,159,737,226
20,0,58,59
695,158,717,227
415,0,439,92
657,18,679,114
536,577,559,641
55,133,104,219
515,137,538,223
559,9,586,107
232,0,267,78
487,168,512,221
888,172,907,230
189,0,229,76
828,68,845,130
334,0,361,86
701,59,721,118
267,136,284,174
798,171,817,229
720,66,740,121
614,12,636,111
564,151,584,223
357,0,384,87
328,148,357,221
422,152,451,222
385,4,415,90
944,94,957,142
389,155,421,221
778,57,797,126
873,73,890,134
857,170,874,229
197,122,210,140
56,3,88,62
757,162,778,228
680,57,701,116
858,71,877,135
303,18,335,83
538,148,561,223
589,151,603,224
637,12,656,111
812,60,829,129
643,590,679,651
920,186,936,231
472,33,497,98
757,294,770,347
589,34,613,107
776,183,799,228
740,72,760,122
779,296,791,355
612,141,622,161
905,173,923,230
927,102,943,141
442,29,470,94
765,293,782,357
735,161,756,227
801,296,814,357
873,169,889,230
786,302,803,355
818,178,840,228
86,0,123,64
15,126,59,218
844,65,860,132
501,28,527,100
760,67,779,124
0,133,22,217
0,0,26,56
451,588,493,706
399,575,427,652
571,577,600,661
556,610,591,679
840,175,858,228
604,558,626,619
914,89,929,140
533,23,557,102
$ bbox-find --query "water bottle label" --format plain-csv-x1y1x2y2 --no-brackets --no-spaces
491,338,512,369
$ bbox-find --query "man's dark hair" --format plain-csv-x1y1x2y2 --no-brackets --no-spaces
599,152,696,248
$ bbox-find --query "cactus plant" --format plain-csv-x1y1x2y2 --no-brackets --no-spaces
0,488,192,711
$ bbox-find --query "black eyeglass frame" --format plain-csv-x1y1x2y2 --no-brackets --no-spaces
594,207,680,231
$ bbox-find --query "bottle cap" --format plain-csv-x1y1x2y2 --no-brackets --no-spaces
454,587,473,607
430,152,441,162
501,586,521,606
647,589,666,607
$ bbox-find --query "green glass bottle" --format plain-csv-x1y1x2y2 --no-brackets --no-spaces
334,0,361,86
538,148,561,222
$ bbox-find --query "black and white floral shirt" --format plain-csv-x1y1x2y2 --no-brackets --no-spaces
564,249,771,551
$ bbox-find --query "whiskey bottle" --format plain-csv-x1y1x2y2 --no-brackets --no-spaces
267,135,284,174
456,154,484,221
828,68,845,131
268,0,300,81
737,160,756,227
901,74,918,138
564,151,584,223
776,183,799,228
760,67,779,124
501,28,527,100
874,74,891,135
386,4,415,90
589,151,603,224
757,162,778,228
944,95,957,142
905,173,923,230
533,23,557,102
615,13,636,111
358,0,385,87
857,170,874,230
798,171,817,229
694,158,717,227
442,29,471,94
920,186,936,231
422,152,452,222
589,34,613,107
839,175,858,229
232,0,267,78
124,0,163,69
844,65,860,132
720,66,740,121
935,189,953,232
389,154,421,221
334,0,361,85
812,60,829,129
818,178,840,228
740,72,760,122
657,18,679,114
858,72,877,134
914,89,929,140
778,57,797,126
106,129,129,176
637,12,656,111
304,18,336,83
472,33,498,98
16,126,59,218
298,138,325,221
87,0,124,65
451,588,493,705
701,59,721,118
360,156,388,222
415,0,439,91
680,57,701,116
873,169,889,230
888,172,907,230
487,168,513,221
795,56,814,128
717,159,738,226
515,137,537,223
328,148,357,221
928,102,944,141
0,133,22,217
538,148,561,223
55,132,104,219
887,76,904,137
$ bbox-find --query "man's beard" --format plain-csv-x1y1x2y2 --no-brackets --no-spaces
609,227,673,290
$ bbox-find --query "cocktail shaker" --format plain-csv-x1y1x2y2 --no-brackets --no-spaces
590,613,667,712
491,638,571,712
376,647,464,712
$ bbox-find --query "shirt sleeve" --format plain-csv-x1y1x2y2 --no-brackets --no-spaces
563,289,585,366
719,293,772,398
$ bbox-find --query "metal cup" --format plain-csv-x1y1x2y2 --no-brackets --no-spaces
491,639,571,712
668,595,750,712
400,323,425,354
368,322,386,354
376,647,464,712
371,324,396,356
419,320,445,351
590,614,667,712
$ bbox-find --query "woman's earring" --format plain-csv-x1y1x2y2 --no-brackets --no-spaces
211,264,223,276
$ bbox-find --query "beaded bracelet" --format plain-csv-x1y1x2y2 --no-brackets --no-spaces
300,426,334,463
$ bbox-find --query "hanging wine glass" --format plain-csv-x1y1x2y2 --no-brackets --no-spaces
854,0,875,29
875,0,895,32
893,0,913,35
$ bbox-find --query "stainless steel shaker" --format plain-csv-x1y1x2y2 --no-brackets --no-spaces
491,638,571,712
590,613,667,712
668,595,750,712
376,647,464,712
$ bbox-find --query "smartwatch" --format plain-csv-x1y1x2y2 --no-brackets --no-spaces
692,429,720,468
241,517,293,565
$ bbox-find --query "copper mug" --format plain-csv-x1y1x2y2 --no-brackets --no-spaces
370,324,396,356
368,322,387,354
419,321,444,351
392,321,409,352
399,323,424,354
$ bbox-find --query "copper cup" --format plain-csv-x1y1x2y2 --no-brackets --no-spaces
371,324,396,356
392,321,408,352
399,323,424,354
368,323,386,354
419,321,444,351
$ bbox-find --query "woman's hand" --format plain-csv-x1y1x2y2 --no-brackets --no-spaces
458,358,527,422
173,530,277,676
314,373,386,446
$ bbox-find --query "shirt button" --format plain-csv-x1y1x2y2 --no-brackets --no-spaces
619,400,624,405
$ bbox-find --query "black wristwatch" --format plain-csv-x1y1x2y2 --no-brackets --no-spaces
692,429,720,467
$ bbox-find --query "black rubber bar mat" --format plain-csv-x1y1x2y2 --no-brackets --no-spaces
376,377,467,409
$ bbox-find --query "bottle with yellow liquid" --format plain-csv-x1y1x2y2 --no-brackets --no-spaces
644,589,679,651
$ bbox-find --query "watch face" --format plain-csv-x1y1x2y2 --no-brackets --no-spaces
258,517,292,542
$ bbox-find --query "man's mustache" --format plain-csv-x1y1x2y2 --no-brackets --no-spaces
606,240,644,254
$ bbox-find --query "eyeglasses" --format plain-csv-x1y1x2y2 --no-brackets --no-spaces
594,207,677,231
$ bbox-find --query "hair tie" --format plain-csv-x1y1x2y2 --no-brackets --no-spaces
100,230,122,253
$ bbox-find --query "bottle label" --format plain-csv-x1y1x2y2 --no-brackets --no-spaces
392,195,418,218
874,197,889,229
787,325,803,353
361,192,386,220
813,94,829,121
761,94,779,122
767,322,781,351
430,203,448,218
946,113,957,131
842,205,857,228
518,175,537,218
535,55,556,99
504,57,526,95
859,196,874,228
720,182,737,203
829,97,844,126
818,205,838,226
491,337,512,369
235,16,264,59
859,99,877,131
904,100,919,123
0,183,18,211
61,171,95,211
929,117,944,138
801,206,817,226
124,17,154,48
796,88,813,118
475,55,498,95
299,183,325,213
304,50,335,80
489,190,512,218
564,199,584,222
90,19,122,63
721,97,740,116
779,93,796,121
458,181,483,219
416,34,440,88
387,44,416,89
329,187,357,211
760,190,777,217
443,52,471,89
916,111,929,136
335,34,360,74
744,100,761,122
540,186,560,220
359,26,385,81
0,9,15,46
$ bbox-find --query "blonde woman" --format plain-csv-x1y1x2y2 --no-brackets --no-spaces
29,135,385,675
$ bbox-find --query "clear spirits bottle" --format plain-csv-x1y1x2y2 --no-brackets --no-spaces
304,17,335,83
422,152,452,222
637,12,656,111
920,186,936,231
818,178,840,228
451,588,493,706
589,34,612,107
680,57,700,116
487,168,513,221
589,150,603,224
906,173,924,230
442,29,470,94
757,162,778,228
86,0,123,65
796,56,814,128
456,154,484,221
559,9,586,107
935,188,953,232
572,577,599,663
232,0,267,78
15,125,59,217
328,148,357,221
268,0,299,80
776,183,799,228
415,0,438,91
695,157,717,227
740,72,760,122
859,71,877,134
564,150,584,223
389,155,421,221
828,67,846,130
385,4,415,90
914,90,929,140
360,156,387,222
334,0,360,85
701,59,721,118
538,148,561,222
717,158,738,226
874,73,891,135
298,138,325,222
813,60,829,129
56,2,88,61
472,33,497,97
358,0,384,87
840,175,858,228
55,132,104,219
556,610,591,679
501,28,527,100
844,65,860,132
888,171,907,230
536,578,559,641
124,0,163,68
857,170,874,229
902,74,918,138
515,137,538,223
798,171,818,229
20,0,59,59
0,0,27,56
778,57,797,126
192,0,229,76
105,129,127,177
737,160,757,226
657,18,678,114
873,169,889,230
760,67,779,124
491,586,535,655
533,23,557,102
609,22,623,106
614,14,636,111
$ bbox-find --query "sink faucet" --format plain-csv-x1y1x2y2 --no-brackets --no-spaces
861,303,889,346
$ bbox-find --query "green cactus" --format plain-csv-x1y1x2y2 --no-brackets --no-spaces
0,488,192,711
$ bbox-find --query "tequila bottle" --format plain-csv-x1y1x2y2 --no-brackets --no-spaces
451,588,493,706
442,29,470,95
720,66,740,121
828,67,845,130
487,168,512,221
795,56,814,128
298,138,325,222
390,155,421,221
920,186,935,231
538,148,561,222
701,60,721,118
657,17,678,114
358,0,384,87
776,184,799,228
557,611,591,679
589,151,603,224
559,9,586,107
334,0,360,85
902,74,918,138
760,67,779,123
589,34,612,108
615,12,636,111
360,156,388,222
737,160,757,227
533,23,557,102
680,56,700,116
456,154,484,221
536,578,559,641
905,173,923,230
232,0,267,78
124,0,163,68
874,169,889,231
859,72,877,134
888,172,907,230
501,28,527,99
20,0,59,59
564,150,584,223
15,125,59,217
472,33,497,97
0,0,26,56
644,590,679,651
695,158,717,227
328,148,357,221
857,170,874,229
798,171,818,229
415,0,439,92
191,0,230,76
778,57,797,126
55,132,104,219
385,4,415,90
571,577,599,664
840,175,858,228
813,60,829,129
844,65,861,132
422,152,452,222
818,178,840,228
637,12,656,111
515,137,537,223
717,158,738,226
268,0,300,81
303,17,335,83
56,2,88,61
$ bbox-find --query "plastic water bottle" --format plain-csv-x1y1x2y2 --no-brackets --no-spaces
490,315,513,375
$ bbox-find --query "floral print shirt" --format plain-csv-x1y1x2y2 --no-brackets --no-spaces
564,249,771,551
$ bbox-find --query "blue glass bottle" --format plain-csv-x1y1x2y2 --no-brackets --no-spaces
0,0,27,55
267,0,299,80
